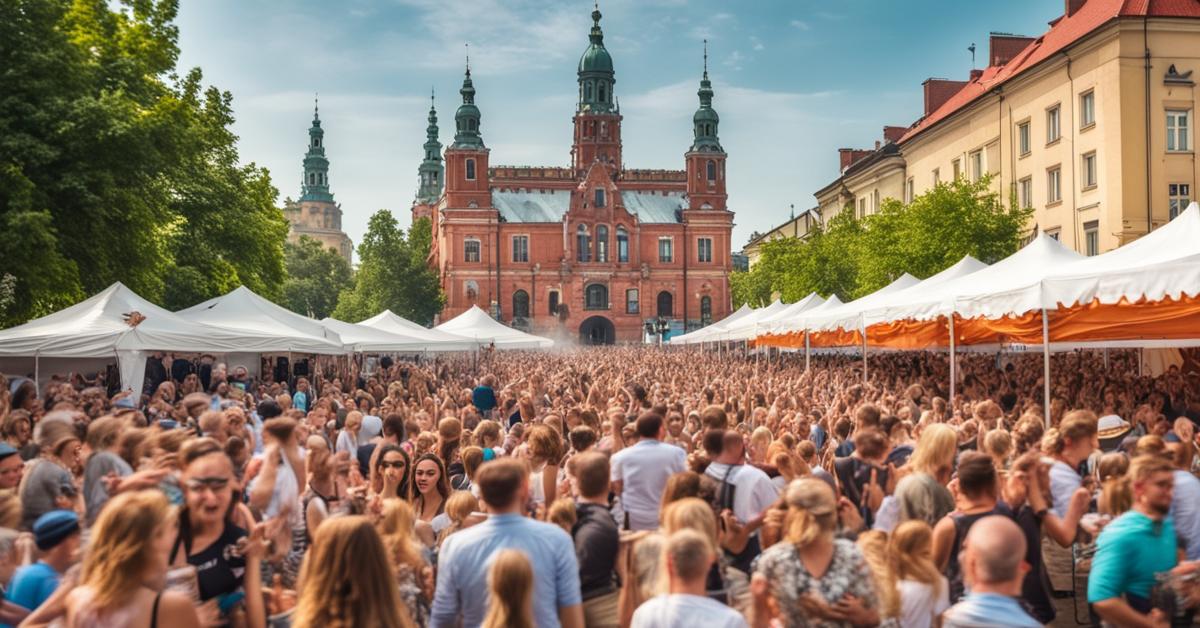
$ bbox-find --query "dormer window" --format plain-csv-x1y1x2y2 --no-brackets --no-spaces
466,159,476,180
594,188,606,207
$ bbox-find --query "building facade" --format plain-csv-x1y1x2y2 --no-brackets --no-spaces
897,0,1200,254
418,7,734,344
742,206,822,268
283,102,354,263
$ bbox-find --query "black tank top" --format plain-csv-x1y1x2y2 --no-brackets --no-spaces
170,519,248,602
946,503,1013,603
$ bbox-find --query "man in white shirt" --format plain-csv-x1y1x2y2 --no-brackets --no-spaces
703,430,779,572
610,412,687,530
631,529,747,628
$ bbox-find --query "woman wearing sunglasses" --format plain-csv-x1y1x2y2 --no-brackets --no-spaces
375,444,411,500
168,437,265,628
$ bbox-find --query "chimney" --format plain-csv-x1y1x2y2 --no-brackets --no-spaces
969,69,984,81
838,148,873,172
1065,0,1086,17
989,32,1035,66
882,126,908,144
922,78,968,117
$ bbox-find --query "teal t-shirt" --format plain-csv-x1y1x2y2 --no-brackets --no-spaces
1087,511,1178,603
4,561,61,625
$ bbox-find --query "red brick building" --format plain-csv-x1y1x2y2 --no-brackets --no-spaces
415,7,734,344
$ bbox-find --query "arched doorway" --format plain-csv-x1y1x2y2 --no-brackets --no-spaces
579,316,615,345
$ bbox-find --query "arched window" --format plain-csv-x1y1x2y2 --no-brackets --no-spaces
595,225,609,262
657,291,673,318
465,159,476,180
585,284,608,310
598,82,607,103
576,225,591,262
594,188,605,207
512,290,530,320
707,160,717,181
700,296,712,325
616,226,629,262
585,82,593,101
308,173,315,185
464,280,479,302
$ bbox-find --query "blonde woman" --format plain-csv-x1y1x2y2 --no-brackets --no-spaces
378,499,432,626
291,516,411,628
482,550,535,628
62,490,203,627
893,424,957,526
854,531,900,626
523,424,562,507
888,520,948,628
753,478,879,628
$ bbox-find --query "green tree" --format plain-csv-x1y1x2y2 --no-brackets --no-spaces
729,177,1030,311
0,0,287,324
333,213,445,325
280,236,353,319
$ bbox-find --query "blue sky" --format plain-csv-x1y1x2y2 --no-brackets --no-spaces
176,0,1064,250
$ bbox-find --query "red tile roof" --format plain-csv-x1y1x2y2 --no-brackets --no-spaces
899,0,1200,144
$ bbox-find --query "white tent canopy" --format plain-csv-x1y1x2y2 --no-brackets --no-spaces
0,282,294,398
719,300,793,341
319,318,444,353
757,293,826,329
825,256,984,331
359,310,480,351
670,303,755,345
775,274,920,335
863,234,1084,326
177,286,346,354
1032,202,1200,311
434,306,554,349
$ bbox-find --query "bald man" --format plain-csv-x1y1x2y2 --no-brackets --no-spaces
941,515,1040,627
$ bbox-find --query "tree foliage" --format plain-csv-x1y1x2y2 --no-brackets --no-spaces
0,0,287,325
732,176,1032,307
280,236,353,319
332,214,445,325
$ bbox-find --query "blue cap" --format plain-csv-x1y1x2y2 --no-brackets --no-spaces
157,419,179,430
33,510,79,550
0,443,18,460
114,397,136,409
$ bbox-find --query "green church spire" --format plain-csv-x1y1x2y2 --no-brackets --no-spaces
691,40,722,152
417,88,444,203
452,48,484,149
577,2,615,114
301,95,334,201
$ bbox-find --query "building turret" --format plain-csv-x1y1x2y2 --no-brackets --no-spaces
452,57,484,149
301,97,334,202
691,41,722,153
571,3,622,173
685,42,727,211
417,89,444,204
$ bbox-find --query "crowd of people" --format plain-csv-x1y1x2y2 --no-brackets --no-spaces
0,345,1196,627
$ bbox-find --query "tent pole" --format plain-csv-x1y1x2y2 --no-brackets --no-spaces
861,318,868,383
1103,347,1109,369
949,314,957,403
34,353,39,392
1042,308,1051,428
1139,347,1144,376
805,331,811,372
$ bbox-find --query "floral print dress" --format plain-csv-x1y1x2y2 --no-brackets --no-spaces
753,538,880,628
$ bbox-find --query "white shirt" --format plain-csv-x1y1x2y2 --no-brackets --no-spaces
631,593,747,628
358,415,382,446
1048,460,1082,518
611,439,688,530
897,577,950,628
703,462,779,524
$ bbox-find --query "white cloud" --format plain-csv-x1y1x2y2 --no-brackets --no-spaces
789,19,809,30
750,35,764,51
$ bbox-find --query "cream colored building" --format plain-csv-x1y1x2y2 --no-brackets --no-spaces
898,0,1200,255
743,206,822,268
814,135,908,222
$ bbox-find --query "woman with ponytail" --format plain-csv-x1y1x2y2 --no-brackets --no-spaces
1039,410,1098,595
481,550,535,628
753,478,879,627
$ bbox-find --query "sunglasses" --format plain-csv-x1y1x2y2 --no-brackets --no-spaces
186,477,230,492
381,461,407,470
